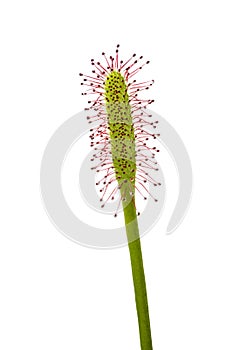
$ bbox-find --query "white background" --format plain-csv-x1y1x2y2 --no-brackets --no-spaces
1,0,233,349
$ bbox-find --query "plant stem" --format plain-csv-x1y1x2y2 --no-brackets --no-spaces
122,195,153,350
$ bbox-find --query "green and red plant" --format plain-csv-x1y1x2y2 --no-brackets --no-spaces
80,45,160,349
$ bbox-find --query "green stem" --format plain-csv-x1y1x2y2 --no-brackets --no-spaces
122,195,153,350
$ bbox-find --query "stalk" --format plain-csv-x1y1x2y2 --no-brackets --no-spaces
122,193,153,349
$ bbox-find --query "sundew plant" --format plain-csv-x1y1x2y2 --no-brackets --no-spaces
80,45,160,350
